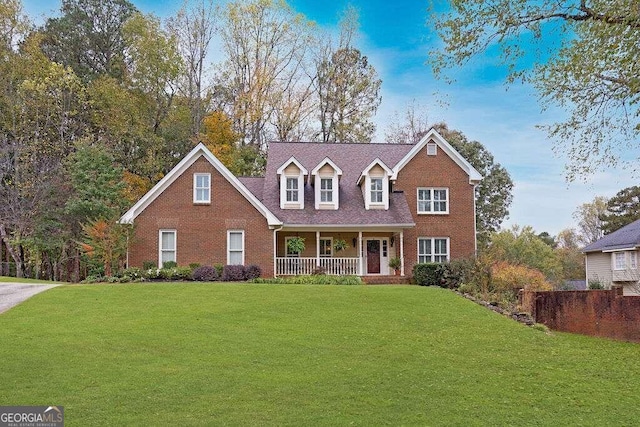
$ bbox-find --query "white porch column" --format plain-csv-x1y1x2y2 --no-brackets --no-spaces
273,228,278,277
358,231,363,275
316,231,320,269
400,230,405,276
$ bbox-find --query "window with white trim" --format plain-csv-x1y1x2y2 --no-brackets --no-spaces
227,230,244,265
418,238,449,263
614,252,626,270
320,178,333,202
286,177,299,202
370,178,383,203
613,251,638,270
159,230,176,266
417,188,448,214
319,238,333,257
193,173,211,203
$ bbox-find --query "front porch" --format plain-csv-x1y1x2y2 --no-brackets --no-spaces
273,229,407,277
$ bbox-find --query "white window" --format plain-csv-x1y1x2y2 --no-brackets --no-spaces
320,238,333,257
227,230,244,265
426,142,438,156
417,188,449,214
631,252,638,269
193,173,211,203
418,238,449,263
286,177,299,202
159,230,176,266
370,178,383,203
614,252,626,270
320,178,333,202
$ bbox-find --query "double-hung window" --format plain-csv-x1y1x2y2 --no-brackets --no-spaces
227,230,244,265
286,177,299,202
159,230,176,266
418,238,449,263
193,173,211,203
320,178,333,202
417,188,448,214
370,178,383,203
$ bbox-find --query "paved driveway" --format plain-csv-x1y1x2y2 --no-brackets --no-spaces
0,283,59,314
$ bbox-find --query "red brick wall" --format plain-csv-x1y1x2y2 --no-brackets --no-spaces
128,157,274,276
394,147,477,274
520,288,640,342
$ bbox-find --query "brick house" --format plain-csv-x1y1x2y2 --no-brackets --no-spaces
120,128,482,278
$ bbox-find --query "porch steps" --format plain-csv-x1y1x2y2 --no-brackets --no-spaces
363,275,412,285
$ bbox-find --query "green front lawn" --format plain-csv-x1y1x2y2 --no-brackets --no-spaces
0,284,638,425
0,276,61,284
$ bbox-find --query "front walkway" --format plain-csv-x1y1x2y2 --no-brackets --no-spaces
0,283,59,314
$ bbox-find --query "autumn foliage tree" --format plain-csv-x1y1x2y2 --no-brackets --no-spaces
430,0,640,180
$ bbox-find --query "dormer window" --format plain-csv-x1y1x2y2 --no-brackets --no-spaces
277,157,307,209
312,157,342,210
370,178,383,203
359,158,392,210
320,178,333,202
286,177,299,202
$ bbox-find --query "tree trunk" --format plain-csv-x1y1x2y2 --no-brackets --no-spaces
0,224,23,278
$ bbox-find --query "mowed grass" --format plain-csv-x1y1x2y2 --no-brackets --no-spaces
1,284,639,426
0,276,61,284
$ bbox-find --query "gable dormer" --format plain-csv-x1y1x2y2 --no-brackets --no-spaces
358,158,393,210
277,157,308,209
311,157,342,210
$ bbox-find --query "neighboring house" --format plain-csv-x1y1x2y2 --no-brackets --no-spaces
120,128,482,278
583,219,640,295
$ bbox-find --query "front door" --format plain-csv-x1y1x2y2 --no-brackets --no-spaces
367,240,381,274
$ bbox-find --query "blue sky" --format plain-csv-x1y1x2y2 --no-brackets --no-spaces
22,0,638,235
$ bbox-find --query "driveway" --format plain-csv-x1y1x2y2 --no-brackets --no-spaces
0,283,60,314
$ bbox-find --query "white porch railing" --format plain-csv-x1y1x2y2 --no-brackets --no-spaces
276,257,360,276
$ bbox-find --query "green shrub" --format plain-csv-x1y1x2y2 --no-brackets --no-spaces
142,261,156,270
214,263,224,277
440,258,476,289
162,261,178,269
189,263,201,270
121,267,144,282
588,278,604,289
172,266,193,280
413,263,444,286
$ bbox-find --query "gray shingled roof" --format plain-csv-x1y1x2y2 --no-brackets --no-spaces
259,142,416,227
582,219,640,253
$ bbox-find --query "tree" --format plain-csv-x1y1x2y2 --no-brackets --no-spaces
81,218,130,277
573,195,608,244
167,0,217,136
430,1,640,180
385,100,429,145
215,0,316,147
314,7,381,143
434,124,514,248
484,225,562,281
0,0,30,53
123,11,183,141
0,34,86,278
600,186,640,235
40,0,137,81
555,228,585,281
64,142,126,224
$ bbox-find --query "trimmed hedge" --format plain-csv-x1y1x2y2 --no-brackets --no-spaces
413,263,445,287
